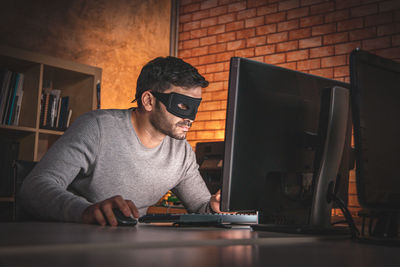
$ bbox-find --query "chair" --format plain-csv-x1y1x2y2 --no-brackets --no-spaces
13,160,37,221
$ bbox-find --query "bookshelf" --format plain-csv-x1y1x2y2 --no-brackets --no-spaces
0,45,102,161
0,46,101,220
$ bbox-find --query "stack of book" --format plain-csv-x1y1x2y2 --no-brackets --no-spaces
0,70,25,126
39,85,71,131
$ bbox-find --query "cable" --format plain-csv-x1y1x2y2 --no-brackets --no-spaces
331,194,360,239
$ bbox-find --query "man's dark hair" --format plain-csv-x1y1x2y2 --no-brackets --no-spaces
134,56,209,107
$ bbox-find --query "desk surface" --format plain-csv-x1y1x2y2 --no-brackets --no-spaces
1,222,399,267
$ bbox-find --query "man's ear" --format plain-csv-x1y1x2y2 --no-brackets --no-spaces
141,91,155,111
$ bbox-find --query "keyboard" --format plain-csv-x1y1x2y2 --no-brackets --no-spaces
139,213,258,225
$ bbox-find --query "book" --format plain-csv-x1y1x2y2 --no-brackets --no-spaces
2,72,17,124
12,73,24,125
7,73,21,125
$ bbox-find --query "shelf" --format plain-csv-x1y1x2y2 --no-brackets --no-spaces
0,197,15,202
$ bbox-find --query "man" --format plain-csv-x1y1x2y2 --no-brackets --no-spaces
20,56,222,226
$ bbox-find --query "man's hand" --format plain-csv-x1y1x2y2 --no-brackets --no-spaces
210,190,222,213
82,195,139,226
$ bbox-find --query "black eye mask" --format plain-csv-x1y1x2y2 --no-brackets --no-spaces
151,91,202,120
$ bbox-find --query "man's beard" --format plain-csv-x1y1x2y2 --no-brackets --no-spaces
149,101,191,140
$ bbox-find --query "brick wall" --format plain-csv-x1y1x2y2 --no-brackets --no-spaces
178,0,400,212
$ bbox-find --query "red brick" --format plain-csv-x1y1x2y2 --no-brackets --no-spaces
247,36,267,47
237,28,256,39
251,56,265,62
312,23,336,36
199,54,217,65
321,55,346,68
235,48,255,58
309,68,334,78
379,0,400,13
191,46,209,56
184,21,201,32
334,66,349,78
310,2,335,15
180,14,193,23
179,49,192,58
209,43,227,54
287,7,309,19
217,32,236,43
277,20,299,32
227,40,246,51
264,53,286,64
265,12,287,24
249,0,272,8
228,1,247,12
201,73,214,83
377,23,400,36
245,16,265,28
207,25,225,35
337,18,364,32
219,13,236,24
310,46,334,58
209,6,228,16
185,57,199,66
183,39,200,49
267,32,288,43
257,4,278,16
190,28,208,39
183,3,200,13
279,0,300,11
299,36,322,48
201,17,217,28
297,58,321,70
180,31,191,41
289,28,311,40
178,41,183,50
192,10,210,21
216,51,235,62
324,10,350,23
200,0,218,10
226,21,245,32
335,0,361,10
300,0,327,6
256,24,277,35
196,65,206,75
237,9,257,20
323,32,349,45
276,40,299,52
334,42,361,55
255,44,276,56
300,15,323,27
350,4,378,17
206,63,225,73
180,0,193,6
375,47,400,60
362,36,391,50
211,109,226,120
349,27,377,41
200,36,217,46
287,50,309,61
277,62,297,70
204,82,224,92
211,89,228,100
365,13,394,27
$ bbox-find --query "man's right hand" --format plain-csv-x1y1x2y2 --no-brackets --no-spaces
82,195,139,226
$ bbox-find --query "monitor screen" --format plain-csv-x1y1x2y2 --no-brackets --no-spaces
221,57,352,228
350,49,400,210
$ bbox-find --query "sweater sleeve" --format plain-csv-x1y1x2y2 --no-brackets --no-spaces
171,143,212,213
19,112,101,222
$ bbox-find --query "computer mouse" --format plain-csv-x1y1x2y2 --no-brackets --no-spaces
112,208,137,226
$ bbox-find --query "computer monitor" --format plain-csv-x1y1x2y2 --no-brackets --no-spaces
350,49,400,240
221,57,352,232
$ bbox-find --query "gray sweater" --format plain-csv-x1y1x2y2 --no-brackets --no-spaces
19,109,211,222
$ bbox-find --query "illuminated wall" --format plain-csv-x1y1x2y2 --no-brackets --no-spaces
0,0,171,109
